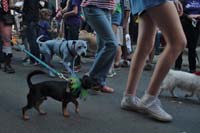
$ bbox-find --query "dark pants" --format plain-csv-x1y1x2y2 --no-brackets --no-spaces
175,17,200,72
129,15,138,45
25,22,40,63
64,24,80,40
80,21,94,33
64,24,81,66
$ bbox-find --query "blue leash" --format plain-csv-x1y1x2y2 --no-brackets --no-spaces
18,45,87,97
17,45,69,81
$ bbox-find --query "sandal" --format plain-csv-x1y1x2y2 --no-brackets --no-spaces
100,86,114,93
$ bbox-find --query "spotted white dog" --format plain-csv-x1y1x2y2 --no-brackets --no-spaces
36,35,87,75
160,69,200,101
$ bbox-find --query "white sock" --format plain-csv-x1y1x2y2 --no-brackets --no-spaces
141,93,157,107
123,93,135,97
2,46,12,55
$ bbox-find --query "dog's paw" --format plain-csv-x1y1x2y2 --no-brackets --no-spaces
63,112,70,117
172,95,178,98
75,108,79,114
39,111,47,115
23,115,30,121
184,94,191,98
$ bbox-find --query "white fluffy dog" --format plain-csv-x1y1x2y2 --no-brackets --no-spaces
160,69,200,100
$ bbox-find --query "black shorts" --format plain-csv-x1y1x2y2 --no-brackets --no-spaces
0,11,15,26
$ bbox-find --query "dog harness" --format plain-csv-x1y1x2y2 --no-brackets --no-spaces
66,41,77,57
58,40,76,58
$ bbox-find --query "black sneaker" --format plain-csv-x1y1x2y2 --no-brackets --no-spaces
121,60,130,68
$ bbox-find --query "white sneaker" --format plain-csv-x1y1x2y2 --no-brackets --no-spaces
121,95,142,112
140,94,173,122
107,70,117,78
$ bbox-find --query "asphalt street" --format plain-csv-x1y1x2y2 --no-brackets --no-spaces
0,50,200,133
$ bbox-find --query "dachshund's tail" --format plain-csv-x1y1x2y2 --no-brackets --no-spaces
36,35,44,45
27,70,46,88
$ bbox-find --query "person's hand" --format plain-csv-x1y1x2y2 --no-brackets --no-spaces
196,15,200,20
192,15,200,20
187,14,200,20
174,0,183,16
56,8,63,19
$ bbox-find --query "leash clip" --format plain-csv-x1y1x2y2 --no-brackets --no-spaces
58,73,69,81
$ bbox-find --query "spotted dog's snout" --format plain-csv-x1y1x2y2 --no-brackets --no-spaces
81,52,86,57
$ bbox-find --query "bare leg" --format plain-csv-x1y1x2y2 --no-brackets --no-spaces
144,47,155,70
125,13,157,95
145,2,186,96
115,46,122,66
112,25,122,66
122,2,186,122
147,47,155,65
125,2,186,96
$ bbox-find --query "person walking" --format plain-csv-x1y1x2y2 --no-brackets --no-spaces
121,0,187,121
62,0,82,72
22,0,40,65
81,0,118,93
0,0,15,73
175,0,200,73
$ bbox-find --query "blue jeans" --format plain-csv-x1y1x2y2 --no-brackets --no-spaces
82,6,118,86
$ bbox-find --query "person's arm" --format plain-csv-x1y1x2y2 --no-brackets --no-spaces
179,0,200,21
173,0,184,16
63,5,78,18
61,0,79,18
186,14,200,23
123,10,130,34
62,0,69,14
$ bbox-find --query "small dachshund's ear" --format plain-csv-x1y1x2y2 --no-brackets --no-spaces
81,75,101,91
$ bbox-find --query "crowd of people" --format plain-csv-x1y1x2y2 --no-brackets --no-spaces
0,0,200,122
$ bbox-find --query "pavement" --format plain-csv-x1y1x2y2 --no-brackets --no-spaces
0,48,200,133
